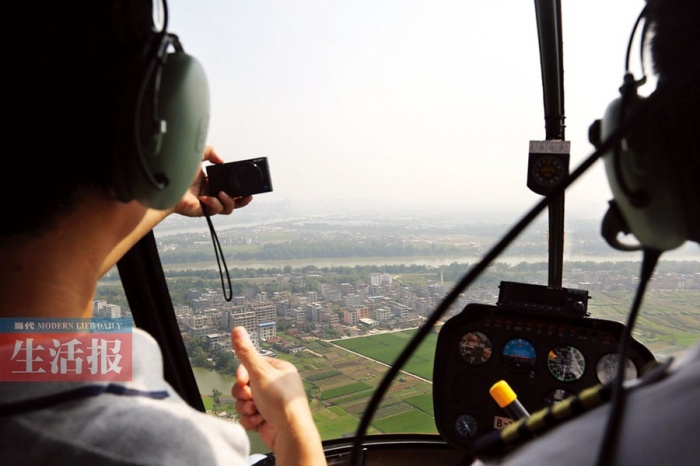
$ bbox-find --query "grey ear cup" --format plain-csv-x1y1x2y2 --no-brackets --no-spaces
596,93,688,251
113,33,210,210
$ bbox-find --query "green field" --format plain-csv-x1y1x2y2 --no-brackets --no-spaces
321,381,372,400
332,329,438,380
264,329,440,440
373,409,436,434
318,330,439,436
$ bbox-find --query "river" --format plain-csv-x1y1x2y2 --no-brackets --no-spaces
162,249,700,272
191,366,237,394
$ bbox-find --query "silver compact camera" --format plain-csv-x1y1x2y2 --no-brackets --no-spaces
206,157,273,197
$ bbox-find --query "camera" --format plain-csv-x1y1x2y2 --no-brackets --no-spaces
206,157,273,198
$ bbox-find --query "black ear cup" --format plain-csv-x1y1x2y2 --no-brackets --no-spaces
113,33,210,210
596,92,689,251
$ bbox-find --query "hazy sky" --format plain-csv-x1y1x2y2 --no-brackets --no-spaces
166,0,651,220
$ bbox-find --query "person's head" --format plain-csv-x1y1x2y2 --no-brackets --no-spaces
643,0,700,243
598,0,699,251
5,1,155,238
6,0,209,240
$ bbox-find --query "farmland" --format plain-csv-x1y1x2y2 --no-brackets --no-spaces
274,332,438,439
270,291,700,441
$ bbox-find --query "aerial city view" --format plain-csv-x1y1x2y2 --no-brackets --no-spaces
97,209,700,442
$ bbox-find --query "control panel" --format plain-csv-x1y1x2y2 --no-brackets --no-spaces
433,282,656,452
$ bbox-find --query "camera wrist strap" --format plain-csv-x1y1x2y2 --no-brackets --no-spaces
200,200,233,302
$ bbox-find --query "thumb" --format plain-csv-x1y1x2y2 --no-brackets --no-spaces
232,326,263,376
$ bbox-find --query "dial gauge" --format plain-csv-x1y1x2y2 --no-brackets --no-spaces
527,142,570,195
596,353,637,384
459,331,493,365
547,345,586,382
533,155,566,187
502,338,537,369
455,414,478,438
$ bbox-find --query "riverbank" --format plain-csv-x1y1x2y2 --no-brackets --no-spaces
162,253,700,272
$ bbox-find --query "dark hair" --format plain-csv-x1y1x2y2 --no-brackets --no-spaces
4,0,154,238
646,0,700,242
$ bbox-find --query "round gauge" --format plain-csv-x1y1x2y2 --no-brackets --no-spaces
543,388,574,407
455,414,478,438
596,353,637,384
502,338,537,369
547,345,586,382
459,331,493,365
533,155,567,187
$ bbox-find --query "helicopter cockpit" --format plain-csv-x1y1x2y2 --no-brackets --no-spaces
3,0,698,465
119,0,698,465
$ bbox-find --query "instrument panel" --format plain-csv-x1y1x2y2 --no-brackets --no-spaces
433,300,656,451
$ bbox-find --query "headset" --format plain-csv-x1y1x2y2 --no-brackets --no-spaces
591,5,693,252
113,0,210,210
590,4,700,464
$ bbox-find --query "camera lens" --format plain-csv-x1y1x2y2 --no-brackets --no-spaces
234,163,263,191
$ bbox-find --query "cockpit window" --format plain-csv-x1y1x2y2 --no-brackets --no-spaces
142,0,700,448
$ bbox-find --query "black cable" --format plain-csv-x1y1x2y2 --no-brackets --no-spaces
349,135,602,466
201,200,234,302
612,7,650,207
594,247,661,466
347,31,698,466
598,19,687,464
624,6,648,87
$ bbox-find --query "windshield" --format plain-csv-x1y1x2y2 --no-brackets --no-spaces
134,0,700,450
